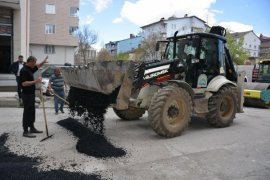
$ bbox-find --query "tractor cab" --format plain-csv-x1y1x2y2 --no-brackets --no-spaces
257,59,270,83
158,27,237,88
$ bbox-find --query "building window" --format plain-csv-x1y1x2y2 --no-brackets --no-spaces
69,26,78,35
254,45,257,49
46,4,55,14
45,24,55,34
45,45,55,54
70,7,79,17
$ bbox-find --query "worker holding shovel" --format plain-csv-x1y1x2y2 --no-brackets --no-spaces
48,68,67,115
20,55,48,138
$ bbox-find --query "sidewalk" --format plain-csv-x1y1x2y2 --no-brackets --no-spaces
0,92,20,107
0,92,54,108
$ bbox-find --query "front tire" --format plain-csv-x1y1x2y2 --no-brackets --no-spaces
113,107,145,121
207,85,237,127
148,86,192,138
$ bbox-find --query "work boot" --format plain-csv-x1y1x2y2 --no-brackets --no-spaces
30,128,43,134
23,131,36,138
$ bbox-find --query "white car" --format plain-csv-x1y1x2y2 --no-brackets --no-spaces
41,77,53,96
40,65,57,96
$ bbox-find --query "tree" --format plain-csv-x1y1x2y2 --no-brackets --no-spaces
96,48,112,61
116,52,129,60
134,32,163,61
77,25,98,64
226,32,249,65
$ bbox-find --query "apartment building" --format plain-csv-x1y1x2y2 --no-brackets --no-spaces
231,31,260,58
0,0,79,74
105,41,118,56
0,0,27,74
259,34,270,58
105,15,208,57
141,15,210,39
30,0,79,65
105,34,143,57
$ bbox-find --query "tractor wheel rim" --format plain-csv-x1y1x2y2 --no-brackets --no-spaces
220,96,233,118
167,100,183,125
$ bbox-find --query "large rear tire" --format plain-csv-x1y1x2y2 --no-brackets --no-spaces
148,86,192,138
207,85,237,127
113,107,145,121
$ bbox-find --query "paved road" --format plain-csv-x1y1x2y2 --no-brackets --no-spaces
0,105,270,180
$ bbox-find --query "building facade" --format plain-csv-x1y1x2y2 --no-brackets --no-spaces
0,0,29,74
231,31,260,58
74,46,97,64
0,0,79,75
141,15,210,39
259,34,270,58
105,34,142,56
117,34,143,54
30,0,79,65
105,41,118,56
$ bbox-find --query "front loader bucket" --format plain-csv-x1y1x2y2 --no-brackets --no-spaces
61,61,135,95
61,60,136,110
60,61,136,133
244,82,270,108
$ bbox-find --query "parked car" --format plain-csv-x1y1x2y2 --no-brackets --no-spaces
41,63,71,96
41,65,56,96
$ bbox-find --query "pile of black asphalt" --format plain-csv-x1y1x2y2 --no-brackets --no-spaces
0,133,101,180
57,118,126,158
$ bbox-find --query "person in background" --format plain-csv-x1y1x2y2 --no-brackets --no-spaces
20,55,48,138
48,68,66,115
9,55,25,105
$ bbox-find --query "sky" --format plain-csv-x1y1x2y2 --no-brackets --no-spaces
79,0,270,50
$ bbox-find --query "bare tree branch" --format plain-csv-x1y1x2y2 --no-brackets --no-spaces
77,25,98,64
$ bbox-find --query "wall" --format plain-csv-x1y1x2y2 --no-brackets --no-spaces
30,45,75,65
30,0,79,46
142,16,207,39
243,32,260,57
117,36,143,54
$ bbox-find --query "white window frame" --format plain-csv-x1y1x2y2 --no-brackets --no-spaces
46,4,56,14
70,7,79,17
69,26,78,35
45,24,55,34
45,45,55,54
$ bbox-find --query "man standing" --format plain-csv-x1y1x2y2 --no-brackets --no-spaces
20,55,48,138
48,68,66,115
9,55,24,105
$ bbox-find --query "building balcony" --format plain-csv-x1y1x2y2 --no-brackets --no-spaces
260,50,270,55
260,44,270,48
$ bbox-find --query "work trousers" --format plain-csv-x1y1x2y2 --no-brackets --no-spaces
21,93,35,132
54,90,65,113
16,76,22,99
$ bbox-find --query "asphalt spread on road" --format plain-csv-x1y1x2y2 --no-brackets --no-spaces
57,118,126,158
0,133,101,180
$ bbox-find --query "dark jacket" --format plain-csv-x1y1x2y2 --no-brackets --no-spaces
9,61,25,76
